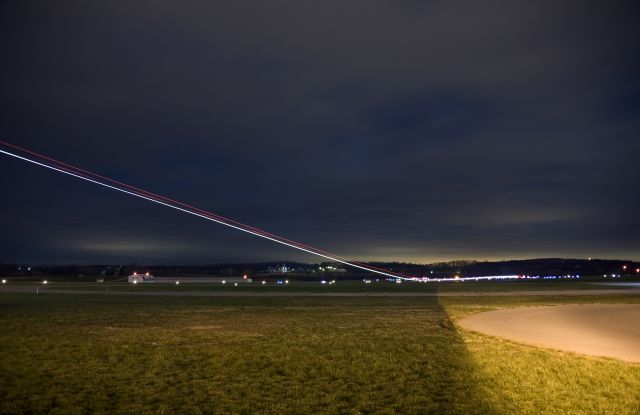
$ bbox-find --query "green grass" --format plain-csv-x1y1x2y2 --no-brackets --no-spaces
0,291,639,414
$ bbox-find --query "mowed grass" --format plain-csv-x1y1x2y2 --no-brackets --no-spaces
0,293,639,414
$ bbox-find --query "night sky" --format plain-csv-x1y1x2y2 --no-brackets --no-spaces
1,1,639,265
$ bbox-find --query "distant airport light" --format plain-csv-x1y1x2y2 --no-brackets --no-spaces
234,283,238,287
222,280,226,284
133,272,137,275
175,281,180,285
146,272,149,276
1,279,6,284
133,280,137,284
622,265,627,270
636,268,640,273
243,274,247,279
424,274,519,282
285,280,289,284
42,280,48,285
262,280,266,285
321,280,327,284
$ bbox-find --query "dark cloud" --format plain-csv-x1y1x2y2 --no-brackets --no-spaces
1,0,639,264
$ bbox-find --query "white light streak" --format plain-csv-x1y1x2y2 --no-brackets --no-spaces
0,149,411,280
413,275,520,282
0,149,534,284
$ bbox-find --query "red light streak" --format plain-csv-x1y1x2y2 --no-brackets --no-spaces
1,140,412,279
0,140,401,278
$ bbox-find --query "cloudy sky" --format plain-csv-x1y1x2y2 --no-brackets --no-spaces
1,1,639,264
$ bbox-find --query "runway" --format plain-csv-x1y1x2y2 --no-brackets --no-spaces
458,304,640,362
1,285,640,297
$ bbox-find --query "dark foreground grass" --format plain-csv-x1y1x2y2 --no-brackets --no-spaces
0,293,639,414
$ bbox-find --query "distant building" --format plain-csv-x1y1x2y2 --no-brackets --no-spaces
128,272,154,283
268,264,295,273
318,264,346,273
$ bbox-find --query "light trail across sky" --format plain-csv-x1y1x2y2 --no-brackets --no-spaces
1,140,520,283
0,140,415,280
0,141,405,279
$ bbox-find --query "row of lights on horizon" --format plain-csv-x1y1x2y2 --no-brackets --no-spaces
1,264,639,286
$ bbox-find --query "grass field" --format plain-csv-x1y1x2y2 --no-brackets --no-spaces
1,286,639,414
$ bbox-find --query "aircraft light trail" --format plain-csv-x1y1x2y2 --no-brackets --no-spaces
1,140,519,283
1,141,414,280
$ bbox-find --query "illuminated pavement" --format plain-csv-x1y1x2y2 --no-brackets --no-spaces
591,282,640,288
458,304,640,362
